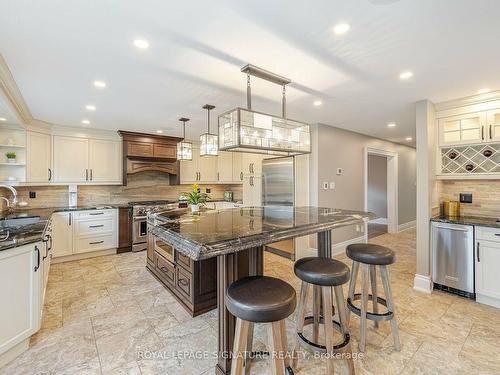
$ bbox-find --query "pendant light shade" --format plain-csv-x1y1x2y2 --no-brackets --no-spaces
200,104,218,156
218,64,310,156
177,117,193,161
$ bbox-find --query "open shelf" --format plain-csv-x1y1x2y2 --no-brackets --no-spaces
0,162,26,166
0,144,25,148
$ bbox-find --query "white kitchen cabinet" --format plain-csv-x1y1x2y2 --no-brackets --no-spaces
198,154,217,182
217,151,233,182
232,152,244,183
51,209,118,259
51,212,73,257
53,136,89,182
438,112,486,146
179,146,217,183
88,139,122,183
26,131,52,183
475,226,500,307
487,109,500,142
180,147,200,184
242,153,265,175
0,243,41,357
242,175,262,207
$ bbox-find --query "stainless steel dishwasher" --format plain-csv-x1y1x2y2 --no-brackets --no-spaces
432,221,475,298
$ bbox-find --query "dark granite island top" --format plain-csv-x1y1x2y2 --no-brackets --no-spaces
149,206,375,261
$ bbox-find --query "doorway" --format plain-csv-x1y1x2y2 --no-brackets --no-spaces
364,147,398,237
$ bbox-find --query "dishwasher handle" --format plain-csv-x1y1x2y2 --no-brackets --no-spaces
434,225,469,232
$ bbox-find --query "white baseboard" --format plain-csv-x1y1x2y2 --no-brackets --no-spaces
413,274,432,294
332,235,368,256
398,220,416,232
0,338,29,368
52,248,117,264
476,294,500,309
370,218,388,225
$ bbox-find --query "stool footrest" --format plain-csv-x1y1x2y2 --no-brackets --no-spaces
347,294,394,321
296,315,350,353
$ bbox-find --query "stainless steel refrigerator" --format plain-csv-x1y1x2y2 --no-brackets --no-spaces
262,156,295,258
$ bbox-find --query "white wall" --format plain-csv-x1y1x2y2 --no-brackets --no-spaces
367,154,388,219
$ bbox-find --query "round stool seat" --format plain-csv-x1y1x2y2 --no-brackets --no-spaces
226,276,296,323
346,243,395,265
294,257,350,286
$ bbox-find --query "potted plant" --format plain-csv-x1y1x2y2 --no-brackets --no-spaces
5,152,16,163
181,183,209,212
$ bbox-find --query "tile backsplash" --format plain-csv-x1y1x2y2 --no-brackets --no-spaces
10,172,242,208
438,180,500,217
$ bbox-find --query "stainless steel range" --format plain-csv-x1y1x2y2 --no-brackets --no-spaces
129,200,180,252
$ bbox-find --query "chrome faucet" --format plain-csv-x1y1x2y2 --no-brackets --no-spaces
0,185,18,208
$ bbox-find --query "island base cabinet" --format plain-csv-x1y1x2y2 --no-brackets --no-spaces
0,243,42,366
146,244,217,317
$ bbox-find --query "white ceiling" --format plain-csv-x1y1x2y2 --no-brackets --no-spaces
1,0,500,146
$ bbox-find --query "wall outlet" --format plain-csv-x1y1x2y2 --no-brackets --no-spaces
329,182,335,190
322,182,329,190
29,191,36,199
336,168,343,176
459,193,472,203
206,188,211,194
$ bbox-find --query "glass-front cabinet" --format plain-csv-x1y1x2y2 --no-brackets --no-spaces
487,109,500,142
438,112,486,146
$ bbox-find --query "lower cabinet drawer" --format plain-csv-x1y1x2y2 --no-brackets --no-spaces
476,226,500,242
175,266,192,299
175,251,193,272
74,234,115,253
75,217,114,236
156,254,175,286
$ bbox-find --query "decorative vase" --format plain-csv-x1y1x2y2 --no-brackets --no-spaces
7,158,16,164
191,204,200,212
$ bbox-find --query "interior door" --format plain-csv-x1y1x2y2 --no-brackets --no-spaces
53,136,89,182
26,131,51,183
88,139,121,183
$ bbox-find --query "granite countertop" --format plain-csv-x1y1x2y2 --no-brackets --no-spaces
431,215,500,228
149,206,374,261
0,220,49,252
0,205,122,221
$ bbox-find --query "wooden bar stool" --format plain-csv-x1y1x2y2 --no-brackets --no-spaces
226,276,296,375
292,257,355,375
346,243,401,353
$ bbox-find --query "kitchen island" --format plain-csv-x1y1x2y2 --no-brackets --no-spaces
148,206,374,375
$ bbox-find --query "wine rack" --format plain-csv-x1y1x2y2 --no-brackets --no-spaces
441,143,500,175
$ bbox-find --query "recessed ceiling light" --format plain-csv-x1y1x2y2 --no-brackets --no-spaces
406,136,413,141
156,130,163,134
313,100,323,106
387,122,397,128
0,117,6,122
133,39,150,49
85,104,96,111
93,80,106,89
477,88,490,94
333,23,351,35
399,71,413,80
81,120,90,125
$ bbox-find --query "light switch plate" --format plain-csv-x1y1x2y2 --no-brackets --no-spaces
336,168,343,175
323,182,329,190
329,182,335,189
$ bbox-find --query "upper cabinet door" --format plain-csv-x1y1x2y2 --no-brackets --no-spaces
231,152,244,183
198,154,218,182
217,151,233,182
88,139,122,183
26,131,51,183
487,109,500,142
438,112,486,146
53,136,89,182
180,147,199,184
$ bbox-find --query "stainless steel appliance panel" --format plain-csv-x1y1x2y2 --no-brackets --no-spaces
432,222,474,294
262,157,294,206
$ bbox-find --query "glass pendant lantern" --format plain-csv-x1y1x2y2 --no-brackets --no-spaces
200,104,218,156
177,117,192,161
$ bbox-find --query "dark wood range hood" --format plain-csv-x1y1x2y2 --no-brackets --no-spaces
118,131,183,185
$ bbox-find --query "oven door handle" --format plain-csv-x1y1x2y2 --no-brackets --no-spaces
133,216,147,220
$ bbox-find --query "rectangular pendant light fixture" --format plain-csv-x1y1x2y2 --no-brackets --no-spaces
218,64,311,156
177,117,193,161
200,104,218,156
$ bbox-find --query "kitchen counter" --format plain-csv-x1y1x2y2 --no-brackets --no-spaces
0,220,49,252
149,206,374,261
431,215,500,228
0,205,122,221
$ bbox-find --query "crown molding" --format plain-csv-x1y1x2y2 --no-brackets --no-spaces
0,54,33,126
435,90,500,112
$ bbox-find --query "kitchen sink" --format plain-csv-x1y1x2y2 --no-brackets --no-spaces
0,216,41,228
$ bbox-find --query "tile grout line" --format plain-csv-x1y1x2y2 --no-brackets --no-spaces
90,314,104,375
